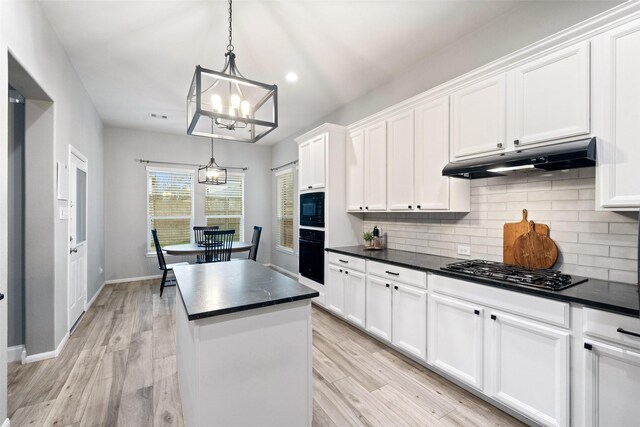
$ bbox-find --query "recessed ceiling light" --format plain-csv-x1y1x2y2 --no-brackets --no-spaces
285,72,298,82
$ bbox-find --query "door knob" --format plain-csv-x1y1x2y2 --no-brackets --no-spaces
70,248,78,254
0,293,4,301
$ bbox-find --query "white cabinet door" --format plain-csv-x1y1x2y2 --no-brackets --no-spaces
298,140,312,191
363,121,387,211
415,97,450,210
451,74,506,159
392,283,427,360
365,275,392,342
488,312,569,427
344,270,366,328
326,264,345,316
594,18,640,208
584,339,640,427
346,129,365,212
309,134,326,189
511,42,590,147
387,110,415,211
428,294,484,390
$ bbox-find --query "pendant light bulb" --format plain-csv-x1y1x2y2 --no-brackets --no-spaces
211,94,223,112
241,100,250,116
230,94,241,109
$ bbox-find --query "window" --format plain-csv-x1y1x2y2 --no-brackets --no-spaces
147,167,194,251
276,168,294,251
205,173,244,241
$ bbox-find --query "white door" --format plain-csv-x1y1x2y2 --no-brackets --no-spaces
488,311,569,427
346,130,364,211
451,73,506,159
363,121,387,211
365,275,392,342
428,294,484,390
392,283,427,360
309,135,326,189
584,339,640,427
326,264,345,316
298,140,312,190
594,17,640,208
510,41,590,147
415,97,450,210
69,149,88,330
343,269,365,328
386,110,415,211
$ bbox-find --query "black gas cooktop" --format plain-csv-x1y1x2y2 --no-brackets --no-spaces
441,260,588,291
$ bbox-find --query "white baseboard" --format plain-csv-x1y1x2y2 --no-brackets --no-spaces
23,331,69,364
105,274,162,285
7,345,24,363
86,280,107,309
2,417,10,427
264,263,298,279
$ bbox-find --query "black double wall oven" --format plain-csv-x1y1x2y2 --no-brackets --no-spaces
299,192,325,285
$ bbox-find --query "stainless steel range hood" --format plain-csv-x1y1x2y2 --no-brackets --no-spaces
442,137,596,179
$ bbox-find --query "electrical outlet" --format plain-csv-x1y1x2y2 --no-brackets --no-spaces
457,245,471,256
99,267,103,275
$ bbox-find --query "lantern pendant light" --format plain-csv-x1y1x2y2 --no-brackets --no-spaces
198,134,227,185
187,0,278,143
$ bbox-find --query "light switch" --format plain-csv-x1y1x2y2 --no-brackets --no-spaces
59,207,69,220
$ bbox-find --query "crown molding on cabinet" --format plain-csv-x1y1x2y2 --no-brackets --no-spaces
294,123,346,145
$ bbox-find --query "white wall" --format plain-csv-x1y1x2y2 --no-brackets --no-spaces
104,126,272,281
267,0,622,273
0,0,105,418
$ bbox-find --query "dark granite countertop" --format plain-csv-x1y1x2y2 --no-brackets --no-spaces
327,246,640,318
173,260,319,321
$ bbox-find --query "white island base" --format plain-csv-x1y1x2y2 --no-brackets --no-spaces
176,298,313,427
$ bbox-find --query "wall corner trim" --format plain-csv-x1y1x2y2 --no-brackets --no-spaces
86,280,107,310
7,345,24,363
23,332,69,364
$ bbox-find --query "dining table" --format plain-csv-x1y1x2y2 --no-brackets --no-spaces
163,241,254,256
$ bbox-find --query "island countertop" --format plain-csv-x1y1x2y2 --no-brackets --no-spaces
173,260,318,320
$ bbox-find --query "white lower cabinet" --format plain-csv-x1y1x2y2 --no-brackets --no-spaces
343,270,366,328
584,339,640,427
326,264,345,316
487,311,570,427
365,275,393,342
428,294,484,390
392,283,427,360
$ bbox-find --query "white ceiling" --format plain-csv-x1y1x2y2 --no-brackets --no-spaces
38,0,528,145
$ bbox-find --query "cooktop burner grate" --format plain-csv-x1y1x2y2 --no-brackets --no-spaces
441,260,587,290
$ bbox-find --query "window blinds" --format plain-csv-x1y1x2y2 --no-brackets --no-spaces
147,169,194,249
205,174,245,241
276,169,294,250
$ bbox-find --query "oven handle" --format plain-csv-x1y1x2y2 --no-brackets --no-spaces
299,238,324,245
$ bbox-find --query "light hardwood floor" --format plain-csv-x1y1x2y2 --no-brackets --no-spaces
7,279,525,427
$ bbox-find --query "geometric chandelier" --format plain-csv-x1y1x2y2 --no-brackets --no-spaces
187,0,278,143
198,134,227,185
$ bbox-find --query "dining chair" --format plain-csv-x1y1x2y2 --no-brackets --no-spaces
248,226,262,261
193,225,220,263
203,229,235,263
152,229,188,297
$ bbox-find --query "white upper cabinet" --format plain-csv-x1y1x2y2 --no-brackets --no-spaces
451,73,507,160
346,129,365,212
509,42,590,147
363,121,387,211
298,134,326,190
386,110,415,211
594,17,640,209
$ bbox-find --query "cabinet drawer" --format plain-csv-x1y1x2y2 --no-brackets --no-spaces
583,308,640,350
328,253,365,273
430,273,569,328
367,261,426,289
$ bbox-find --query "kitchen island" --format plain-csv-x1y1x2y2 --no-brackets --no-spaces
173,260,319,427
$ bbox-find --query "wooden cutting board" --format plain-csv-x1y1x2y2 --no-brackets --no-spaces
503,209,549,265
513,221,558,269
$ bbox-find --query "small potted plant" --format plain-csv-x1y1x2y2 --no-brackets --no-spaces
363,231,374,248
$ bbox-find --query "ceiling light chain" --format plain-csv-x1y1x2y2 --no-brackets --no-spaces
227,0,234,52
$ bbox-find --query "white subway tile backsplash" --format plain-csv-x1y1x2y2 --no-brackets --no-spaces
363,169,638,285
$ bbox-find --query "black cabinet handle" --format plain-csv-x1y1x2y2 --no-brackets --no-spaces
474,309,480,315
408,205,412,209
417,205,421,209
584,343,593,351
514,139,520,145
617,327,640,338
359,207,363,210
345,271,349,275
491,314,497,320
308,185,312,189
339,259,349,264
385,271,399,276
0,293,4,301
394,286,399,290
339,269,343,273
365,206,369,210
497,143,503,148
385,284,390,288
